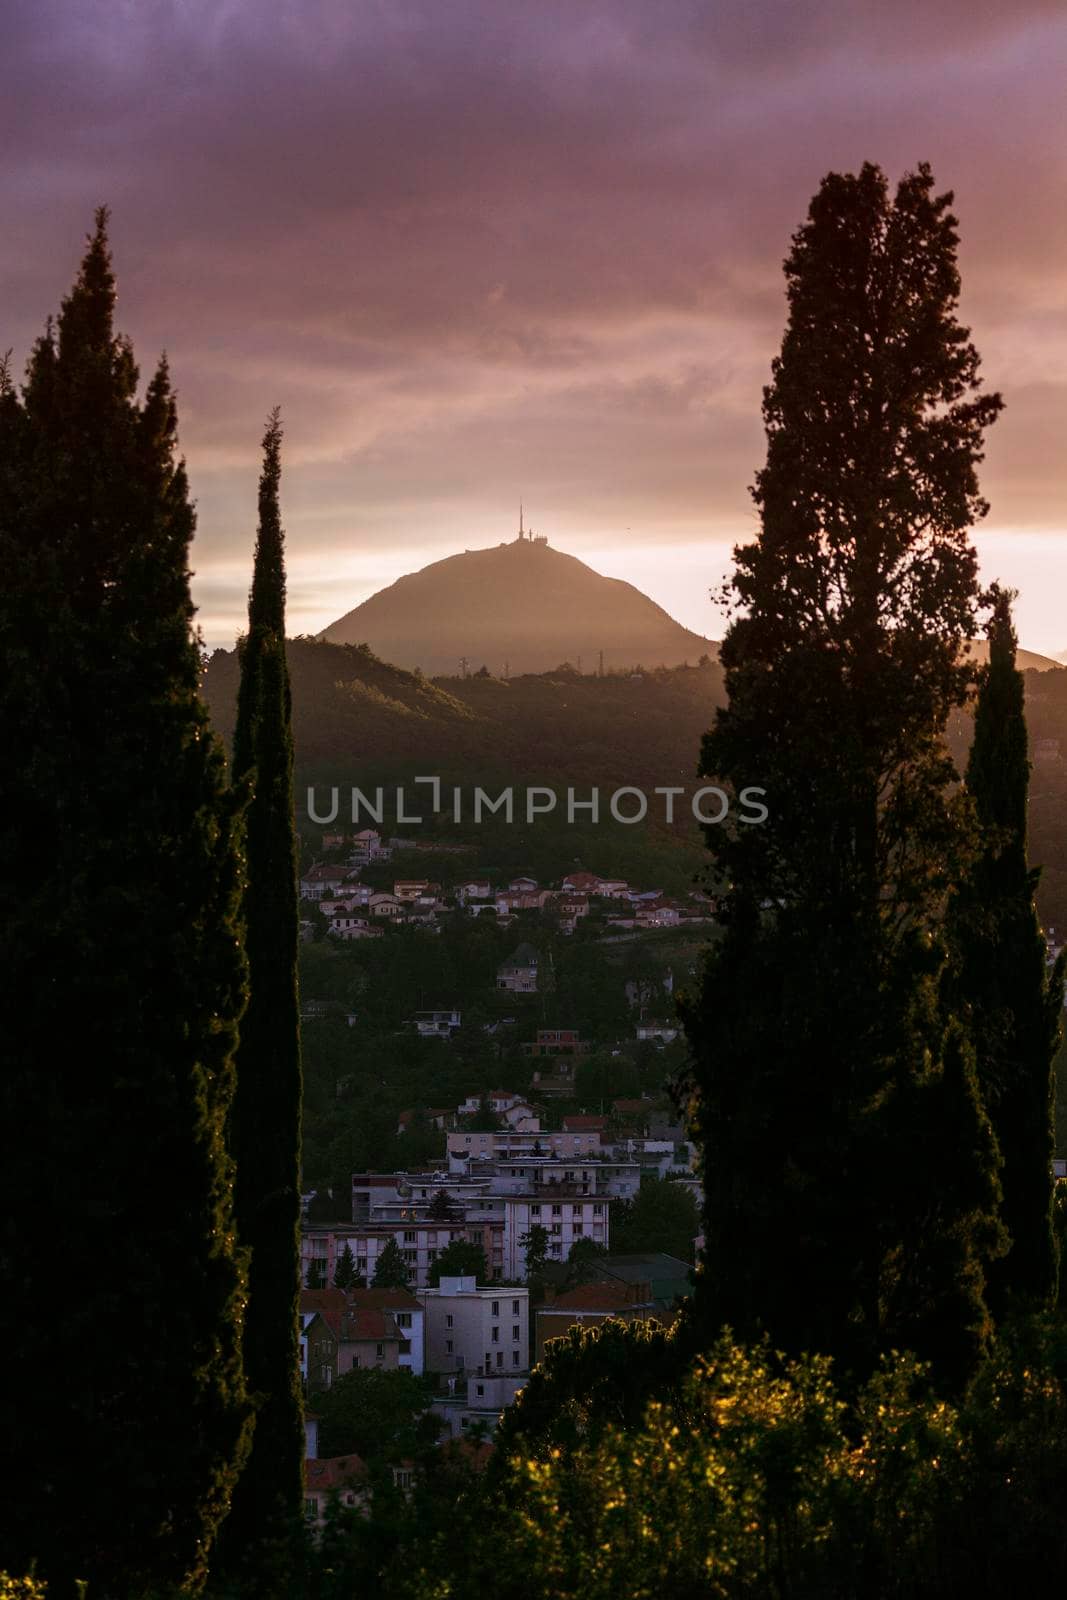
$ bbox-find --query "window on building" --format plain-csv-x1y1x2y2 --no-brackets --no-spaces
446,1313,454,1328
491,1327,499,1342
399,1339,411,1355
491,1300,499,1316
593,1204,603,1216
512,1299,520,1315
551,1223,561,1235
512,1351,520,1367
552,1205,562,1216
352,1356,360,1369
496,1351,504,1368
376,1343,384,1357
476,1383,485,1397
512,1325,520,1341
573,1224,583,1237
404,1230,417,1243
304,1497,318,1522
531,1204,541,1216
396,1312,412,1327
446,1339,453,1354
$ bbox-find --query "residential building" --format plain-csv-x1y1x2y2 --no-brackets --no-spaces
430,1373,526,1441
446,1129,602,1164
534,1278,658,1362
300,1286,425,1376
394,879,439,901
300,863,351,900
635,1019,679,1043
562,1114,607,1135
304,1305,401,1393
595,1252,694,1316
420,1275,529,1378
521,1027,591,1059
349,827,389,863
304,1455,367,1530
502,1194,610,1276
329,915,382,941
496,942,540,992
456,879,492,903
410,1006,462,1037
456,1090,539,1128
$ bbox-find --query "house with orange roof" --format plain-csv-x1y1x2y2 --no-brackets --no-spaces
533,1277,658,1362
304,1454,368,1529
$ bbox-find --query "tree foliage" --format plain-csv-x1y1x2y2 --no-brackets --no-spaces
611,1178,700,1264
373,1239,412,1289
334,1241,365,1290
677,162,1006,1386
315,1368,430,1462
220,411,306,1588
0,212,252,1595
428,1239,488,1286
946,588,1065,1311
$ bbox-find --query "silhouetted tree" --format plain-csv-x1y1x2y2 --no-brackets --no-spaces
334,1241,364,1290
428,1240,488,1286
374,1239,411,1289
0,211,252,1595
947,587,1065,1311
677,162,1005,1386
217,413,305,1591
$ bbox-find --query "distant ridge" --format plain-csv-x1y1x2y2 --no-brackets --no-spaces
319,533,716,676
963,639,1062,673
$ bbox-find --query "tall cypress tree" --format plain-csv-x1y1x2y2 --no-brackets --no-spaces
947,587,1064,1310
0,212,252,1594
676,163,1006,1385
219,412,305,1587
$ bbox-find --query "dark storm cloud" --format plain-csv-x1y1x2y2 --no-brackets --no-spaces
2,0,1065,644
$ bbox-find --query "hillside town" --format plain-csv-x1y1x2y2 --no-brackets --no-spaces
299,828,718,941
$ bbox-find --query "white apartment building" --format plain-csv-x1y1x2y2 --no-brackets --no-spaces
301,1218,505,1291
447,1128,600,1166
420,1275,529,1377
501,1195,609,1277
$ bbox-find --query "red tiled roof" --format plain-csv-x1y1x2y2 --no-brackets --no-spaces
300,1289,351,1315
352,1287,420,1311
544,1282,640,1312
305,1454,367,1491
562,1115,606,1131
312,1306,401,1342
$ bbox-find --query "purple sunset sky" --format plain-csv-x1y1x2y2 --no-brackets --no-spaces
3,0,1066,651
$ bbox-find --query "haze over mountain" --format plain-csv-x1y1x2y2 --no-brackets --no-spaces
319,531,717,676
